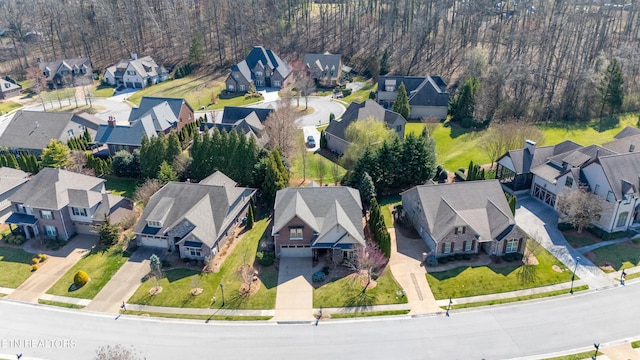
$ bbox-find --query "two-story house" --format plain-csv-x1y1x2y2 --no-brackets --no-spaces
376,75,449,120
303,52,343,87
401,180,525,258
325,100,406,155
134,171,255,260
103,54,168,89
225,46,291,92
0,167,29,221
5,168,133,240
39,58,92,89
272,185,365,261
200,106,272,148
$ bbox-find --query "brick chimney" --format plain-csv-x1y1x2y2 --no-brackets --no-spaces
107,116,116,128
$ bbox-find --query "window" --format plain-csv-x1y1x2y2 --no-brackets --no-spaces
617,212,629,228
606,191,614,202
625,194,632,205
40,210,53,220
45,225,57,238
239,84,245,92
16,204,25,213
255,80,264,87
233,73,239,79
290,227,303,240
454,226,465,235
464,241,472,252
594,184,600,195
255,71,263,77
443,242,452,254
396,125,402,132
127,70,136,75
228,85,235,91
67,129,74,137
147,220,162,228
273,80,281,87
505,239,519,254
565,177,573,187
385,85,395,92
72,207,87,217
188,247,202,257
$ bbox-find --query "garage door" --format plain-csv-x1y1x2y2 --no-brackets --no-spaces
532,184,556,207
280,245,312,257
134,82,143,88
139,235,169,249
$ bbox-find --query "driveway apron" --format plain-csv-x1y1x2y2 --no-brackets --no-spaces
273,257,314,321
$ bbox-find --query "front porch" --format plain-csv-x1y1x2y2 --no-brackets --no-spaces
5,213,39,239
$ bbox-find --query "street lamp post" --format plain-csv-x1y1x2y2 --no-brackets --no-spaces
220,283,225,307
446,297,452,317
592,343,600,360
570,256,580,294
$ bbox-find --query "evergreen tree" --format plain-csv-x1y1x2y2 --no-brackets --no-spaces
380,49,390,75
359,171,376,208
97,215,119,247
157,160,177,184
189,31,205,65
320,130,327,149
245,203,254,230
261,152,287,204
139,135,167,179
599,58,625,118
41,139,70,169
392,82,410,120
6,154,18,169
165,133,182,164
450,76,480,122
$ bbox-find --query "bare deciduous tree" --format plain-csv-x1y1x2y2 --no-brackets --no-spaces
354,242,387,294
480,122,545,168
264,100,299,161
66,150,87,173
556,188,604,233
133,179,163,207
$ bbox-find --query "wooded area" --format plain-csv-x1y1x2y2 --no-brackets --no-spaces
1,1,639,121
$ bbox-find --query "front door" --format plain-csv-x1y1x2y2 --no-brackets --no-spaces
265,77,271,87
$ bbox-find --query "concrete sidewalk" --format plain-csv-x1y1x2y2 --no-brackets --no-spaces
576,236,638,254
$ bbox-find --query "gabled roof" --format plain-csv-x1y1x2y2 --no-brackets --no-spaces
0,110,102,151
221,106,272,124
95,117,157,147
378,75,449,107
133,101,177,132
105,56,166,79
602,133,640,154
402,180,516,243
0,167,28,195
232,46,291,81
128,97,193,123
500,140,582,174
303,53,342,79
134,173,255,247
595,151,640,201
0,79,21,93
39,58,91,80
325,100,406,141
532,144,615,184
10,168,104,210
272,187,364,246
614,126,640,139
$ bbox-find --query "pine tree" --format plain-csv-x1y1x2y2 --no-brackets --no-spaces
98,215,119,247
599,58,625,119
165,133,182,163
380,49,390,75
450,76,480,123
157,161,177,184
359,171,376,208
392,82,410,120
245,203,254,230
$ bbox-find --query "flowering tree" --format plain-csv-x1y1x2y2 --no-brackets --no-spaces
354,242,388,294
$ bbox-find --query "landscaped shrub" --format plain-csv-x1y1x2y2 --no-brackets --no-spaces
454,253,463,261
161,260,171,269
503,253,515,262
322,266,331,275
447,255,456,262
557,222,575,231
13,235,25,245
426,255,438,267
74,270,89,288
454,170,466,181
513,253,524,261
341,88,352,97
38,254,47,262
32,257,39,265
587,226,629,240
312,271,326,283
256,251,274,266
31,264,38,271
438,257,449,264
462,253,472,260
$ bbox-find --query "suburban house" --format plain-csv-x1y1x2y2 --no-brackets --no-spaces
401,180,525,258
0,167,28,220
271,186,365,261
5,168,133,240
303,52,343,87
225,46,291,92
0,79,21,99
376,75,449,120
134,171,256,260
103,54,168,89
38,57,92,89
201,106,272,147
94,97,194,155
325,100,406,155
0,110,102,156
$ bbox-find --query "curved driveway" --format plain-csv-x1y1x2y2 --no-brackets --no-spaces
295,96,346,127
1,282,639,360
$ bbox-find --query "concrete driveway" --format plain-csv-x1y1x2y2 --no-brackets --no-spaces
273,257,314,321
302,126,321,152
295,97,346,127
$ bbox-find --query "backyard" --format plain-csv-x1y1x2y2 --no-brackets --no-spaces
103,176,141,199
46,245,129,299
426,243,575,299
290,151,347,186
0,246,34,288
127,217,277,310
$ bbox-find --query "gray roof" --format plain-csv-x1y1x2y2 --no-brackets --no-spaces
272,186,364,246
128,97,193,123
134,176,255,247
231,46,291,82
0,167,28,195
0,79,21,93
602,134,640,154
200,170,237,187
303,52,342,79
10,168,104,210
401,180,515,243
133,101,177,132
614,126,640,139
221,106,272,124
0,110,102,151
596,152,640,201
500,140,582,174
95,117,157,147
39,58,91,81
378,75,449,107
325,100,405,141
531,145,614,184
105,56,166,79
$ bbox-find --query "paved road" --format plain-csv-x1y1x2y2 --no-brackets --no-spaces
295,96,346,127
1,281,640,359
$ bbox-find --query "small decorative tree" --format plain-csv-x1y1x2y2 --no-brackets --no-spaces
354,242,388,294
74,270,89,289
246,203,254,230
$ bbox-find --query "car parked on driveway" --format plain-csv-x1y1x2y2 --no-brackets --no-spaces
307,135,316,148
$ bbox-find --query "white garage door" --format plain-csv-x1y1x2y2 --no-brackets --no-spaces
139,236,169,249
280,245,312,257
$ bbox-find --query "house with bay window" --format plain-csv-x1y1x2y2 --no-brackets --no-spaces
5,168,133,240
401,180,525,258
133,171,255,260
271,186,365,261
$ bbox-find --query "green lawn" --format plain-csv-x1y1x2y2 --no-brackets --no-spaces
92,83,114,97
128,218,277,310
38,299,85,309
589,241,640,272
632,340,640,349
564,232,601,249
451,285,589,309
542,351,602,360
290,151,347,185
427,244,574,299
0,247,34,288
103,176,140,199
0,101,22,114
330,309,409,318
125,310,271,321
379,194,401,229
47,246,129,299
341,82,377,105
127,74,261,110
40,88,75,102
313,266,408,308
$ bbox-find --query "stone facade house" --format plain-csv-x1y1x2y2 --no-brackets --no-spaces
225,46,291,92
303,52,343,87
401,180,525,258
325,100,405,155
376,75,449,120
5,168,133,240
103,54,168,89
39,57,92,89
272,186,365,261
134,171,255,260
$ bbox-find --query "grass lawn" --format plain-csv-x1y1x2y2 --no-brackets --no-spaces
92,83,114,97
47,246,129,299
50,104,107,113
128,218,277,310
313,266,408,308
451,285,589,309
330,309,409,318
38,299,85,309
563,231,601,249
124,310,271,321
0,101,22,114
632,340,640,348
588,240,640,272
379,194,401,229
127,74,261,110
290,151,347,186
341,82,377,105
0,247,34,288
427,243,574,299
542,351,602,360
103,176,140,199
40,88,75,103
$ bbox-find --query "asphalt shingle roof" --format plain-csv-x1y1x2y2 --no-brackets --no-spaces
303,53,342,80
596,152,640,201
128,97,193,123
378,75,449,107
95,117,157,147
325,100,404,141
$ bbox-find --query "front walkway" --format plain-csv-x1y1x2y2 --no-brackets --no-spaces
6,235,95,303
515,196,615,289
272,257,315,321
388,227,442,315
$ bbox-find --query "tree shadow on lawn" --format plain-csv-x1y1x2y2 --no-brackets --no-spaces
343,291,375,308
428,264,520,281
448,122,480,139
0,249,32,265
589,115,620,132
165,269,200,282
